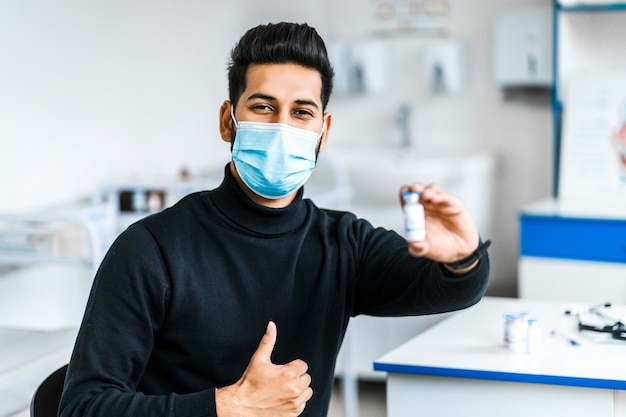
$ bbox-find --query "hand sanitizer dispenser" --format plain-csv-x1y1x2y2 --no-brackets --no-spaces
423,40,466,95
329,39,388,95
493,7,553,88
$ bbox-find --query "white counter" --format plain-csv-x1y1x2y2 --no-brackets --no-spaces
375,297,626,417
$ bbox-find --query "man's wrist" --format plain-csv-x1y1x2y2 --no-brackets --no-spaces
442,239,491,273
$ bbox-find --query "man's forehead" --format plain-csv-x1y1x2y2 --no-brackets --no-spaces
244,63,323,105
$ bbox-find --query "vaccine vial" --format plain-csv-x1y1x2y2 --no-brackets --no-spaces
503,314,525,353
519,311,530,343
526,318,541,354
402,191,426,242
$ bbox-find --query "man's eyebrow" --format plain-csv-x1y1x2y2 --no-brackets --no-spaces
246,93,277,102
246,93,320,109
294,99,320,109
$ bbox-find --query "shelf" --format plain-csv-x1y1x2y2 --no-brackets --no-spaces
0,253,92,266
551,0,626,196
556,2,626,11
0,219,90,263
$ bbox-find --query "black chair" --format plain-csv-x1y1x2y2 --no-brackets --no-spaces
30,364,68,417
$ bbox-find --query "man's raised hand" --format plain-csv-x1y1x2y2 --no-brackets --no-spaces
216,321,313,416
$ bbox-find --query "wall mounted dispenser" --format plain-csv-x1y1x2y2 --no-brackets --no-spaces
493,6,553,88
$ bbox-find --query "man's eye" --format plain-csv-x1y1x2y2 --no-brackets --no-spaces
253,104,273,112
294,109,314,117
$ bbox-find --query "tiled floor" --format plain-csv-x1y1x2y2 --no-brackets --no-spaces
328,379,387,417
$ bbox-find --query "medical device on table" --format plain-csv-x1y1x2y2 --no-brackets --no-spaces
566,303,626,342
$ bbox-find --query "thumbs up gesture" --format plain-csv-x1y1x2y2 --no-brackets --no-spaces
216,322,313,416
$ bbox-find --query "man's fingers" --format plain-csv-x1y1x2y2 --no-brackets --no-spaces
299,370,312,391
252,321,277,363
282,359,310,389
408,240,429,257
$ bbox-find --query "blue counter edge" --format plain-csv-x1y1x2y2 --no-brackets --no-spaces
373,362,626,391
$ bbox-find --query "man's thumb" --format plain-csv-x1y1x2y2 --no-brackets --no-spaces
253,321,277,363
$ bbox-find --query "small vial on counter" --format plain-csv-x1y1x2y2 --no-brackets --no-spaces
526,318,541,354
519,311,531,327
503,314,525,353
402,191,426,242
519,311,531,341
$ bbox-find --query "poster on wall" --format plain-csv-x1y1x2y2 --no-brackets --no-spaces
558,70,626,215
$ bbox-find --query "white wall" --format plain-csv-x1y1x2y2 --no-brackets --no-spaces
0,0,556,296
0,0,240,210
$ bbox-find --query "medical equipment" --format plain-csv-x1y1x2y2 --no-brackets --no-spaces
550,328,581,347
565,303,626,342
503,311,541,353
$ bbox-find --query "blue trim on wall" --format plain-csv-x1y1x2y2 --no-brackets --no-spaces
373,361,626,390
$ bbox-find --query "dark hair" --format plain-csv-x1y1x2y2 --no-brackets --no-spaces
227,22,334,111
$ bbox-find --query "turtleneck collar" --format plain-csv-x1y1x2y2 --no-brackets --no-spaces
208,164,308,236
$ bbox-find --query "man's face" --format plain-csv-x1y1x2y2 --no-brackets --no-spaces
218,63,332,207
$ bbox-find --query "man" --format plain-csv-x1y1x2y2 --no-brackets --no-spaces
60,22,489,417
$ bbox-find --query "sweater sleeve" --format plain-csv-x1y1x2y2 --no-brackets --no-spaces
349,219,490,317
59,223,218,417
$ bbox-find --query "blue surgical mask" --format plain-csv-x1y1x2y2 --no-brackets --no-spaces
231,108,325,199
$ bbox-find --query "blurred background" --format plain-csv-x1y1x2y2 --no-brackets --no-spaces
6,1,626,416
0,0,556,297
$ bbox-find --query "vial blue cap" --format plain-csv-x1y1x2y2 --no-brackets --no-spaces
402,191,421,203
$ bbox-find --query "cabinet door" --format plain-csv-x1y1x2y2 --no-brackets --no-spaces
519,256,626,303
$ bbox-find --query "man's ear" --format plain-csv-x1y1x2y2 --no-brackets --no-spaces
219,100,233,143
318,112,332,154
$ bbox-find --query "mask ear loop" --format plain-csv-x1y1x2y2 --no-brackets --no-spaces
230,104,239,130
229,104,239,153
316,121,326,140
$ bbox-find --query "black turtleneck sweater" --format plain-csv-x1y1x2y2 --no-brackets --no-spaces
60,164,489,417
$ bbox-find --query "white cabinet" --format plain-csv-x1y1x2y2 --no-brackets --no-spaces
518,198,626,303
